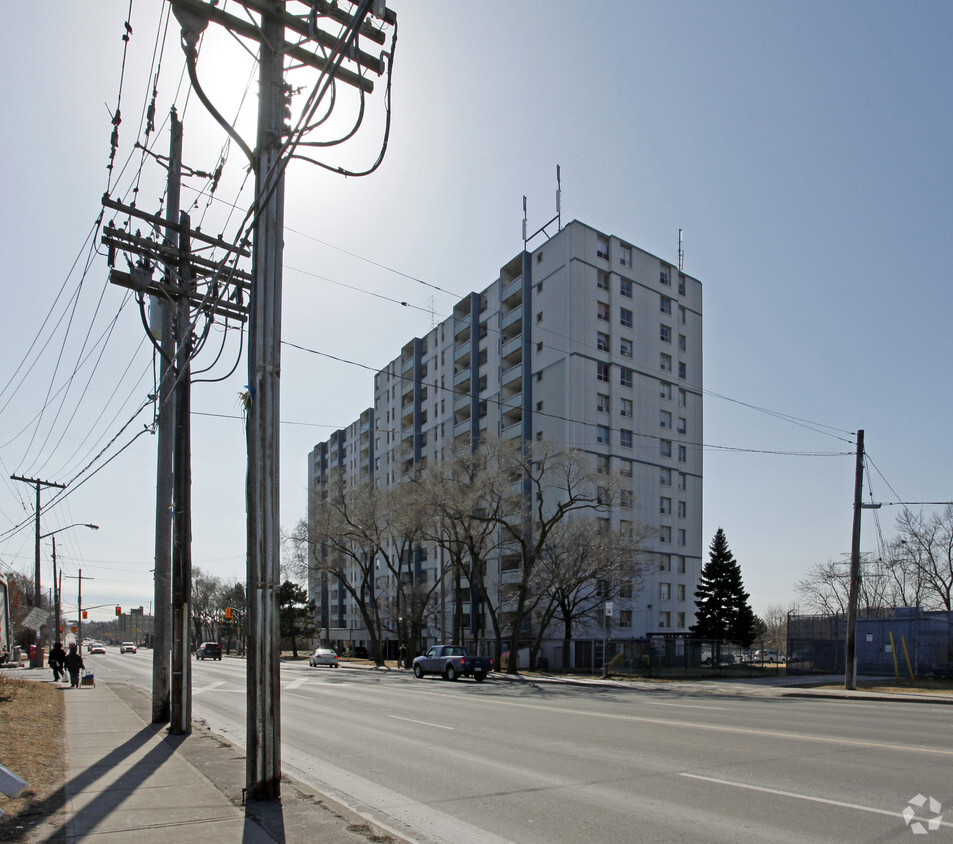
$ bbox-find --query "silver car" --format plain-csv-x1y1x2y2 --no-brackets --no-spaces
308,648,339,668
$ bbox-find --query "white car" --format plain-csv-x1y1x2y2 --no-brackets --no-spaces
308,648,339,668
120,642,137,654
89,643,107,655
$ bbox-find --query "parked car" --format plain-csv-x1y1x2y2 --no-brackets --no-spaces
195,642,223,660
755,649,780,663
120,642,137,654
412,645,493,682
351,645,369,659
309,648,339,668
89,643,106,655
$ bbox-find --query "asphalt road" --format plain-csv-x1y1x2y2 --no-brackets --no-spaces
86,649,953,843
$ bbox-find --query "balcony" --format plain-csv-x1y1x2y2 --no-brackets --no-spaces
501,275,522,306
501,305,523,332
453,366,471,387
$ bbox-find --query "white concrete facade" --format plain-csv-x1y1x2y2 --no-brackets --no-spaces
308,220,703,656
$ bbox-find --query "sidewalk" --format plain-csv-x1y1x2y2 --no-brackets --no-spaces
60,679,403,843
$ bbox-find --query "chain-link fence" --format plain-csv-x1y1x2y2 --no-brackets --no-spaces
786,608,953,678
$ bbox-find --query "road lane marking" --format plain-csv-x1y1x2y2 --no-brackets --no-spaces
193,680,226,695
385,686,953,757
680,773,953,829
387,714,454,730
643,701,725,710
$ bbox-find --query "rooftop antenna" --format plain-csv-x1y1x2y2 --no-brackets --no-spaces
522,195,528,245
523,166,563,248
678,228,684,271
556,164,562,231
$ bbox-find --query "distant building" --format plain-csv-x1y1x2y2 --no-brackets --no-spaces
308,220,703,664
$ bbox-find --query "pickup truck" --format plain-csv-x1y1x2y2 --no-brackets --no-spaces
412,645,493,682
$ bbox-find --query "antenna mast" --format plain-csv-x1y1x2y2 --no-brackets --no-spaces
678,228,684,271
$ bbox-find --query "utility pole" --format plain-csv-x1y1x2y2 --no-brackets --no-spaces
11,475,65,666
171,211,194,736
52,538,60,642
64,570,92,648
245,2,285,798
152,110,181,725
844,429,880,690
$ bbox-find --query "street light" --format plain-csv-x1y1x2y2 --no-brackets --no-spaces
41,524,99,656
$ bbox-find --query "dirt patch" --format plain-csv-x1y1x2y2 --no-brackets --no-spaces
0,673,66,842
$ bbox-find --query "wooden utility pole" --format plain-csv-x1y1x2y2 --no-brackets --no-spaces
245,2,285,799
152,109,180,725
11,475,65,666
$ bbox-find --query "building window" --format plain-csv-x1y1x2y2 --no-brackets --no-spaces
659,611,671,629
537,311,544,323
660,582,671,601
597,362,610,382
660,411,672,429
620,428,633,448
619,609,632,628
620,368,633,387
536,281,544,293
620,459,633,478
537,252,544,264
597,237,609,260
620,308,633,328
597,455,609,474
596,425,610,445
597,331,610,352
678,334,687,352
536,401,544,411
660,468,671,486
659,554,671,572
661,439,672,458
536,341,543,353
619,244,632,268
660,296,672,315
678,473,687,491
620,278,633,298
676,611,685,628
677,500,687,518
678,556,687,574
677,529,686,546
660,269,670,286
679,305,687,325
660,382,672,400
620,580,633,598
597,270,609,290
677,417,687,435
660,353,672,372
678,361,687,380
677,584,686,601
597,301,610,322
660,526,671,544
620,338,633,357
660,497,671,514
597,393,610,414
678,275,686,296
678,445,687,463
660,325,671,344
621,398,633,418
621,489,633,508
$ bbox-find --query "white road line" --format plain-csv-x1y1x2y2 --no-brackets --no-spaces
387,714,454,731
193,680,226,695
643,701,726,710
680,773,953,829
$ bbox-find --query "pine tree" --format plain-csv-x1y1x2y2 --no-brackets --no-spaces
691,528,757,646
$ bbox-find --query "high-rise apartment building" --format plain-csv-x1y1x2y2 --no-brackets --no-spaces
308,220,702,663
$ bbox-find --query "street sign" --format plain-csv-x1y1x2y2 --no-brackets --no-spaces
605,601,613,617
22,607,50,630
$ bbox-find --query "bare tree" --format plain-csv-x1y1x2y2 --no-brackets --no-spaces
531,518,652,669
795,554,892,616
893,506,953,611
191,567,222,645
758,603,796,652
280,518,310,584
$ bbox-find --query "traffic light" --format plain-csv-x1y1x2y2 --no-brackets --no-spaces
115,606,121,616
82,611,88,619
224,607,233,620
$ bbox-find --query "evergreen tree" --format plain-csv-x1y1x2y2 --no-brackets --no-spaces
691,528,758,646
279,580,317,659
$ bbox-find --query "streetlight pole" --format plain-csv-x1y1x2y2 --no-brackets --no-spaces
41,524,99,649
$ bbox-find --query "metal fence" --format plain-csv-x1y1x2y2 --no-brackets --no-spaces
786,608,953,678
540,635,786,679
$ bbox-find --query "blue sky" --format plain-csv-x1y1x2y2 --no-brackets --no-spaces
1,1,950,623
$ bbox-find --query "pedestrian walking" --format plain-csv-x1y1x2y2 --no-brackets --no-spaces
64,643,85,688
397,643,408,669
49,641,67,682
